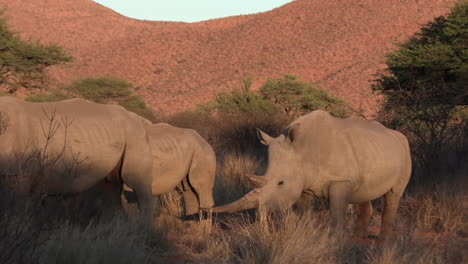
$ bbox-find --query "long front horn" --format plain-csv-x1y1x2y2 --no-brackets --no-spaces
212,189,260,213
245,173,267,187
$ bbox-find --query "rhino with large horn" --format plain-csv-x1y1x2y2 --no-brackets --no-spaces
213,110,411,239
0,96,155,222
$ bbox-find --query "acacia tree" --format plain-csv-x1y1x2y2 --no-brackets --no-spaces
374,2,467,170
374,2,467,107
0,11,72,92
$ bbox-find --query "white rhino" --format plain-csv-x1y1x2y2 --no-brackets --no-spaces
0,96,155,220
213,110,411,239
135,123,216,217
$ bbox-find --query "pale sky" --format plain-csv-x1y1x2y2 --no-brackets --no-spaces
93,0,293,22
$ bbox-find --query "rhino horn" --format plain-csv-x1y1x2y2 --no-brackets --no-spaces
212,189,260,213
245,173,267,187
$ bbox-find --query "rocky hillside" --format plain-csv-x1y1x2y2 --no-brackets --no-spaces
1,0,458,115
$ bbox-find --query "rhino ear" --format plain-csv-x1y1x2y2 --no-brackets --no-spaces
286,124,300,144
257,128,274,145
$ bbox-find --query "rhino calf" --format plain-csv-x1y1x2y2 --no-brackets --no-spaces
124,123,216,218
214,110,411,239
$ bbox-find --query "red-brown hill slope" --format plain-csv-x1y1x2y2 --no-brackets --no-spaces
1,0,458,115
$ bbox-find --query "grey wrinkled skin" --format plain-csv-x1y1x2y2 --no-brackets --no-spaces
214,110,411,239
0,96,155,222
139,123,216,217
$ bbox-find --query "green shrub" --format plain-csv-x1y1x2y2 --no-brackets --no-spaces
65,76,156,121
373,2,467,107
201,77,279,118
66,76,133,104
25,90,71,102
260,74,350,118
173,76,350,154
119,95,147,109
0,11,72,91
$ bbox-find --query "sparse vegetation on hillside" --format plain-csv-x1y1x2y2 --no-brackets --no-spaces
0,11,72,92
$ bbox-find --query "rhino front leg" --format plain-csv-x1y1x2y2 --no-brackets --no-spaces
328,181,352,233
187,165,215,219
354,201,373,238
134,187,156,223
179,179,199,216
380,189,401,239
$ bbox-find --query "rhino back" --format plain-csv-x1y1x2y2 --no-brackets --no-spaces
0,97,146,193
146,124,195,194
292,111,411,202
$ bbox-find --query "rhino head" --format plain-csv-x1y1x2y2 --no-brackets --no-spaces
213,124,304,213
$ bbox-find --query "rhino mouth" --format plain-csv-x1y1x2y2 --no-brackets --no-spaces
212,189,260,213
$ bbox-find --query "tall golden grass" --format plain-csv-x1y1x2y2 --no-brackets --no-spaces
0,112,466,263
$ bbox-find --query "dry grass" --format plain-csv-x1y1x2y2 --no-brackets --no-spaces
149,148,467,264
1,114,466,264
1,147,467,263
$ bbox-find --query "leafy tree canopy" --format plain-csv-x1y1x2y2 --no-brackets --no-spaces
200,76,279,117
66,76,133,104
0,11,72,91
260,75,350,118
202,75,350,119
65,76,155,121
373,2,467,106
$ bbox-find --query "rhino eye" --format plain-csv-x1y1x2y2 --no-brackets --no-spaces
278,181,284,186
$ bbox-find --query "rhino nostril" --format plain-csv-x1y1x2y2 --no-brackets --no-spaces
278,181,284,185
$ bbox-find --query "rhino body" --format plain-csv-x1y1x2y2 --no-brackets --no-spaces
0,96,155,220
214,110,411,238
144,123,215,216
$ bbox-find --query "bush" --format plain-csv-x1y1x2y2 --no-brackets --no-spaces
66,76,133,104
168,76,350,154
373,2,467,106
119,95,157,122
201,77,279,118
25,90,71,102
64,76,156,121
0,11,72,91
165,108,287,155
260,75,350,118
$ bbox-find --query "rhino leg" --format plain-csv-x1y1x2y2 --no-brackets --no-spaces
119,125,156,224
133,187,156,223
328,181,352,233
187,160,215,214
354,201,373,238
180,179,199,216
380,189,402,239
120,144,155,223
120,184,139,217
